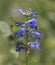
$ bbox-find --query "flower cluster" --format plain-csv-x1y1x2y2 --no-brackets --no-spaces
15,8,43,52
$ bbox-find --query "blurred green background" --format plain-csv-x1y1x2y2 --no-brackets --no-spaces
0,0,55,65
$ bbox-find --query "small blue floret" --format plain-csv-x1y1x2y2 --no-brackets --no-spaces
30,41,40,50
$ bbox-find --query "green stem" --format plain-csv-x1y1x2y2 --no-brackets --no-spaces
25,16,29,65
25,32,28,65
25,46,28,65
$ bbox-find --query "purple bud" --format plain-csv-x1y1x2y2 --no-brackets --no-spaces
16,23,25,27
17,9,25,15
16,24,21,26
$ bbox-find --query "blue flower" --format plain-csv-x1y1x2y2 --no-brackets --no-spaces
30,24,38,30
16,46,24,52
29,41,40,50
17,8,26,15
15,32,21,38
28,18,37,25
33,12,38,15
16,24,20,26
30,32,43,39
33,14,37,19
30,12,38,19
28,18,38,30
15,8,43,52
15,28,28,38
16,23,25,27
20,28,27,35
20,28,28,33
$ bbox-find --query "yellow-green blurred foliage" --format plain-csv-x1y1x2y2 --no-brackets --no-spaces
0,0,55,65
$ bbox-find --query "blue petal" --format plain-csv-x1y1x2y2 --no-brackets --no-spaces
30,32,43,39
33,14,37,19
16,24,21,26
30,24,38,30
21,24,26,27
16,46,24,52
20,28,28,32
15,32,20,38
30,41,40,50
16,23,25,27
32,12,38,19
28,18,37,25
15,28,28,38
33,12,38,15
17,9,25,14
19,30,25,36
29,12,38,17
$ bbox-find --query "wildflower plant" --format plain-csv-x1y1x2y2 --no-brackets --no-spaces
10,8,43,65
